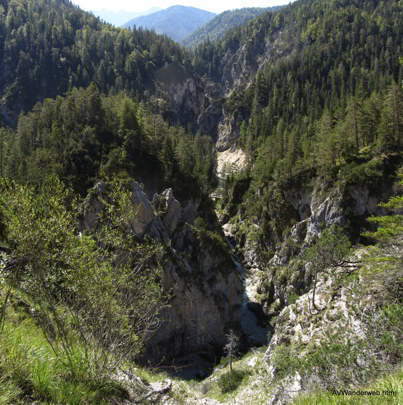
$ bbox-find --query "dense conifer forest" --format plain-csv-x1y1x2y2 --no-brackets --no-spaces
0,0,188,126
1,84,216,197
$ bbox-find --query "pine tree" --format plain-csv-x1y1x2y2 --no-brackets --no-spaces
304,226,352,313
224,329,240,372
345,97,363,153
0,128,6,177
378,84,403,151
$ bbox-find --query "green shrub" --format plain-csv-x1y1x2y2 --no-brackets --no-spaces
193,217,229,255
271,344,301,380
0,177,167,379
219,356,230,367
218,370,248,393
287,293,298,305
340,157,384,186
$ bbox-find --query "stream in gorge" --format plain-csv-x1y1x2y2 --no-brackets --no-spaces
233,258,269,347
168,159,269,380
169,241,269,381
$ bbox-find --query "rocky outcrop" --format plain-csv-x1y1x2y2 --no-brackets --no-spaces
267,373,303,405
221,45,258,92
153,189,181,237
215,30,297,151
280,180,390,258
197,79,225,138
153,63,228,138
153,62,205,132
225,172,398,332
83,181,242,363
216,112,245,151
147,189,241,360
262,252,389,404
246,177,393,271
130,182,157,236
83,181,158,237
197,100,225,139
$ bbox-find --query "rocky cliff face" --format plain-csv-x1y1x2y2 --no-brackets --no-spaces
222,170,398,330
215,30,296,151
237,176,392,269
262,242,401,405
153,63,227,139
147,188,242,361
273,179,391,263
152,62,204,132
221,45,258,92
82,181,242,363
152,30,297,150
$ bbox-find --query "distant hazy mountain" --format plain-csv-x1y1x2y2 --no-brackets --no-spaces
93,7,162,27
122,5,216,42
182,7,283,48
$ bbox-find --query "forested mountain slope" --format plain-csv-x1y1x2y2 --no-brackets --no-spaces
190,0,402,155
0,0,191,127
192,0,402,85
1,84,217,196
122,5,216,42
182,7,281,48
228,0,402,157
212,0,402,258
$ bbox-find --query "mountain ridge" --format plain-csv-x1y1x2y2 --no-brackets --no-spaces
182,6,283,48
122,5,216,42
92,7,162,26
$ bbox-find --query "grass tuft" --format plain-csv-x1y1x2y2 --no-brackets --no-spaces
0,311,129,404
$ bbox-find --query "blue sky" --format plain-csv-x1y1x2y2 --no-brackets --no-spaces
72,1,293,14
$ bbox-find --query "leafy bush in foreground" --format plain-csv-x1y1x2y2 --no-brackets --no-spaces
0,176,167,381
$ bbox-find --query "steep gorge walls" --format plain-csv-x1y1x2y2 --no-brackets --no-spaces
82,181,242,363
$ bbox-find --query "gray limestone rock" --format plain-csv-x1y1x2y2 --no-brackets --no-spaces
129,181,156,236
161,189,182,236
197,101,224,137
267,373,302,405
306,189,344,241
83,181,242,364
263,260,379,401
82,181,106,231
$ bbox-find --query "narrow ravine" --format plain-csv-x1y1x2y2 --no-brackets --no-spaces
165,150,269,381
232,258,268,346
217,148,269,347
